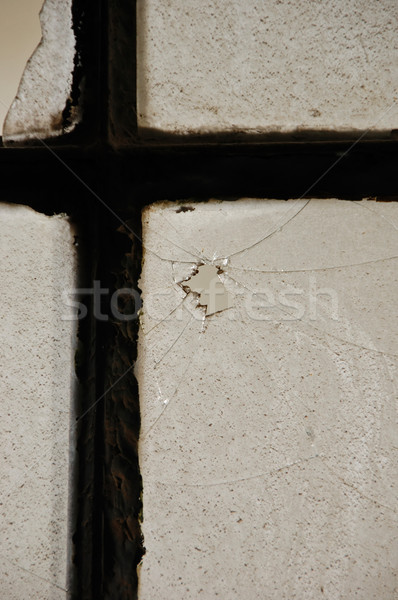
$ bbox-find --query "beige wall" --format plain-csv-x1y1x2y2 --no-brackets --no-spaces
0,0,43,135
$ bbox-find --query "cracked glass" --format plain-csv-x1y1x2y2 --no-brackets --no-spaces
136,198,398,598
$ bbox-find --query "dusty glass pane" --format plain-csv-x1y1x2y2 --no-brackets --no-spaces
137,198,398,599
0,204,77,598
137,0,398,138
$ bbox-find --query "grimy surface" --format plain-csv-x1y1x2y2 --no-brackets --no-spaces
0,204,77,599
138,198,398,599
137,0,398,138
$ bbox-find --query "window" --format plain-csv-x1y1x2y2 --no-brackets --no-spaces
1,2,397,598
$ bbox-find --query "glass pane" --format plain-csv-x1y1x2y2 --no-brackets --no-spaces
137,0,398,140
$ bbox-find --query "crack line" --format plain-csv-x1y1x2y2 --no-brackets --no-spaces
352,200,398,232
148,454,321,487
159,212,211,264
153,314,195,369
223,270,398,359
227,255,398,274
146,223,205,262
227,199,311,260
0,555,68,592
140,294,188,337
322,462,397,513
141,328,205,440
